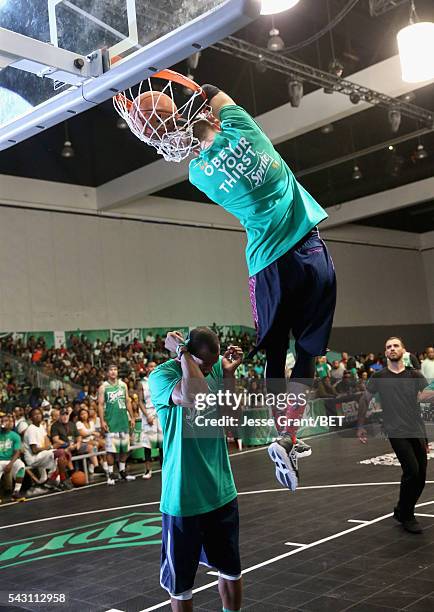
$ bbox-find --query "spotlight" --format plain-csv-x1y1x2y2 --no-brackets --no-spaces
116,116,128,129
324,59,343,94
388,145,394,151
61,140,74,158
349,92,361,104
414,143,428,160
321,124,334,134
261,0,300,15
267,27,285,51
389,153,405,177
388,109,402,133
328,59,344,77
187,52,201,71
288,79,303,107
255,54,267,73
402,91,416,103
352,164,362,180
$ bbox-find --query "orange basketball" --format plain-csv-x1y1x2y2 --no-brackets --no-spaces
71,471,87,487
131,90,177,136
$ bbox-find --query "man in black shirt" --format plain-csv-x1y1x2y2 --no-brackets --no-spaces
358,337,428,534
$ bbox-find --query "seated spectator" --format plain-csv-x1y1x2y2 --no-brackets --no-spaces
0,413,26,500
335,371,357,395
315,375,338,398
50,409,86,459
23,407,69,490
421,346,434,380
76,407,104,474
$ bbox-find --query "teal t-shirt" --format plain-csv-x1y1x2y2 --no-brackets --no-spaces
148,357,237,517
189,105,328,276
0,430,21,461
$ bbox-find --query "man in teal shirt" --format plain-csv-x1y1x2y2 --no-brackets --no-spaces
189,86,336,491
0,413,26,501
149,327,243,612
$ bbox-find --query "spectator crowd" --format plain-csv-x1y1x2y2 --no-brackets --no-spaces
0,329,433,502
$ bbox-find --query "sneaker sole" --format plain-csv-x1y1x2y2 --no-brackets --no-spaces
268,442,298,491
295,448,312,459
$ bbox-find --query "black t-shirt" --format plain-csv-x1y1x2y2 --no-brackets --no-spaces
50,421,79,444
367,367,428,437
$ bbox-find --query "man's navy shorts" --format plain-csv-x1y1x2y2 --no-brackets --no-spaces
160,498,241,598
249,227,336,357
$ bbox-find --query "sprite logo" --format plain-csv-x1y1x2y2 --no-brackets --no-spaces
0,512,161,569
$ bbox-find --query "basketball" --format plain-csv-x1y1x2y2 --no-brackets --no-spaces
131,91,177,136
71,471,87,487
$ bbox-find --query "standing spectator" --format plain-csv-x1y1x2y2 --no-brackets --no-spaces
358,337,428,534
0,414,26,500
421,347,434,380
330,360,345,383
98,364,136,485
138,363,163,480
315,356,330,379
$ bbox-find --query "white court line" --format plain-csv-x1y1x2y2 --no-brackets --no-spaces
284,542,306,547
347,519,369,524
4,481,432,531
137,499,434,612
415,513,434,518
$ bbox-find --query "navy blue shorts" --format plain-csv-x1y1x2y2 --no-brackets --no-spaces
160,498,241,599
249,228,336,357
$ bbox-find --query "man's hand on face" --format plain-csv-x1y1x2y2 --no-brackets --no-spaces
165,331,185,354
222,345,243,376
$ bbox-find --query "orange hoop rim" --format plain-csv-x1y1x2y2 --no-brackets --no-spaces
114,69,206,112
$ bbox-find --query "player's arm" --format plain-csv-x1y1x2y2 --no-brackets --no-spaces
202,84,235,119
420,386,434,401
125,384,135,423
98,384,108,432
165,331,208,407
138,384,154,425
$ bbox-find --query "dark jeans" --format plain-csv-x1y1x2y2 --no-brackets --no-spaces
389,437,427,521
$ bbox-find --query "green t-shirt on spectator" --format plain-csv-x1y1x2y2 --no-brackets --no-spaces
149,357,237,517
316,363,329,379
0,430,21,461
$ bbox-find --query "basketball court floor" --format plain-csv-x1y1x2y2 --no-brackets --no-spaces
1,429,434,612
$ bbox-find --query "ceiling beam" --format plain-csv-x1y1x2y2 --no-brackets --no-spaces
97,53,434,211
322,176,434,229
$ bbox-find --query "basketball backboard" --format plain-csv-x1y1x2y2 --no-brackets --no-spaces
0,0,260,150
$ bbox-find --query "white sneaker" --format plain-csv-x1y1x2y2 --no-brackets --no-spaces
119,470,136,481
107,477,116,486
142,470,152,480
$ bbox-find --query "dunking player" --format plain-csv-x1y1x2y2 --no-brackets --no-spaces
98,364,136,485
189,86,336,490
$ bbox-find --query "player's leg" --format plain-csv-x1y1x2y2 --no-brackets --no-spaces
389,437,424,533
268,229,336,490
142,447,153,479
200,499,242,612
119,432,135,481
160,512,202,611
11,459,26,500
104,433,117,485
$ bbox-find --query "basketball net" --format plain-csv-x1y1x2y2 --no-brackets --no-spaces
113,72,213,162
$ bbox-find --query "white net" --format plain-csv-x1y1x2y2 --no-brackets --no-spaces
113,76,210,162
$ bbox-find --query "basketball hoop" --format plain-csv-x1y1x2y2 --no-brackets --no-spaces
113,69,215,162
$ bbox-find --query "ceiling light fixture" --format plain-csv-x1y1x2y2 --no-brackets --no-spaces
352,164,362,180
414,142,428,160
255,53,267,73
388,109,402,133
288,79,303,107
321,124,334,134
61,122,74,158
116,116,128,129
260,0,300,15
397,0,434,83
267,26,285,51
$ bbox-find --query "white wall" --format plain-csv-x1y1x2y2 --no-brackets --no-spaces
0,205,431,332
